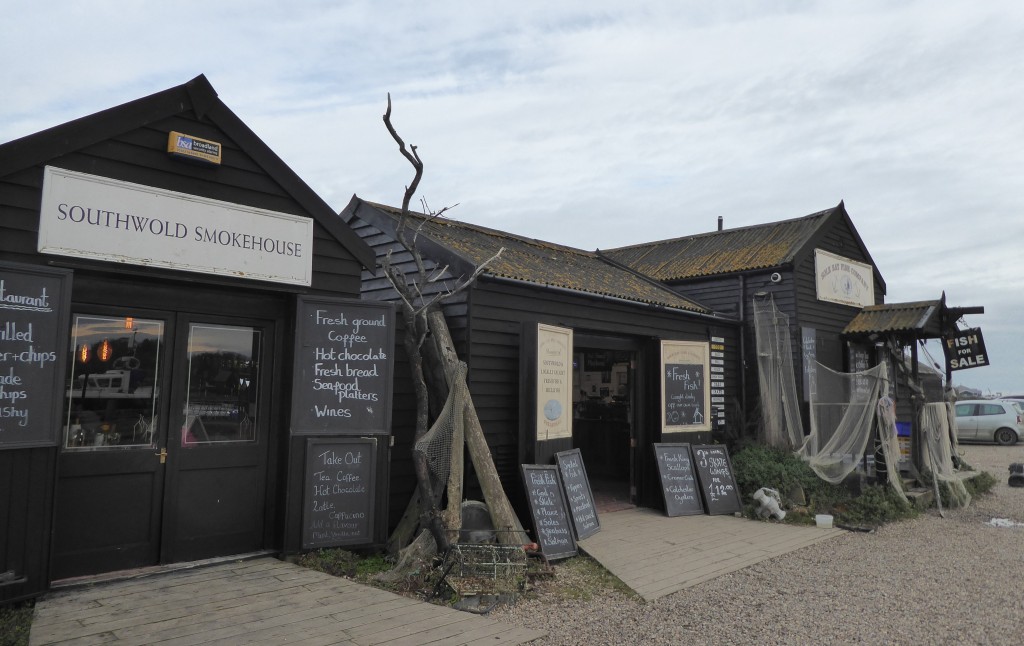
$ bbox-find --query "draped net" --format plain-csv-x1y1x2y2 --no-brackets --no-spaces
920,402,970,508
753,295,804,451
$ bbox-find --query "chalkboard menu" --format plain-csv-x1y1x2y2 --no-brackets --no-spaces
652,443,703,517
0,262,72,449
302,437,377,548
664,363,706,427
521,464,577,560
291,296,395,435
555,449,600,540
691,444,741,515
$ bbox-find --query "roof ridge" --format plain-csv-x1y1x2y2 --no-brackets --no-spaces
362,200,599,258
605,205,837,253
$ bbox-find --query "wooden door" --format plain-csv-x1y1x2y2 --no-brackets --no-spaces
52,310,274,579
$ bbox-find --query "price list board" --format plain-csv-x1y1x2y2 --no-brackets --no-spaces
0,262,72,449
691,444,742,515
521,464,577,560
652,443,703,517
291,296,394,435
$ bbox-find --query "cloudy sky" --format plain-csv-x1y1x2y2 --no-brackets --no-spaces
3,1,1022,395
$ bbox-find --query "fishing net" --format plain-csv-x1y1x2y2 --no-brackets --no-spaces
920,402,971,508
875,391,909,503
800,362,886,484
753,295,805,451
413,363,468,504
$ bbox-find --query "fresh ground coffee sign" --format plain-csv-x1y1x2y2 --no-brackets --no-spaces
291,296,395,435
0,262,72,449
943,327,988,371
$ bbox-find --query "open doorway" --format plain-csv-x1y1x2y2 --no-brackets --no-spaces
573,347,635,512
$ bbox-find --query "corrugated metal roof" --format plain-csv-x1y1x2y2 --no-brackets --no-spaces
604,206,838,281
358,201,713,314
842,300,943,336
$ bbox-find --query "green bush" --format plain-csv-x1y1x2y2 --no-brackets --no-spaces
0,602,33,646
731,442,917,527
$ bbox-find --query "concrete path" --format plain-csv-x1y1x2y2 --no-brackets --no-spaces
578,507,844,601
30,558,545,646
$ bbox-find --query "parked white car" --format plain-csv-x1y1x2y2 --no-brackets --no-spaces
954,400,1024,445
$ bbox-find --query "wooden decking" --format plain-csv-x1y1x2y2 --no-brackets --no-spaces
578,507,844,601
30,558,545,646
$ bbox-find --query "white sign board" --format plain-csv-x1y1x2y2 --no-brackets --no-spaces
537,323,573,441
38,166,314,286
814,249,875,308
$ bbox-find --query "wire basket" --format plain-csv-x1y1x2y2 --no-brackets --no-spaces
438,543,529,596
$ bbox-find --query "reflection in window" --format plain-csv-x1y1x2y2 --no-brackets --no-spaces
64,315,163,449
182,324,260,445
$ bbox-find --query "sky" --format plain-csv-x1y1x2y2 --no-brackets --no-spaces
2,1,1022,396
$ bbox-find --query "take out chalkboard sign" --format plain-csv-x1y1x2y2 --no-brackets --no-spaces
291,296,394,435
521,464,577,560
652,443,703,517
691,444,742,515
0,262,72,450
555,449,601,540
302,437,377,548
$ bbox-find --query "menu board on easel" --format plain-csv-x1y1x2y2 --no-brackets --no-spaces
0,262,72,449
691,444,742,515
652,443,703,517
521,464,577,560
555,449,600,540
290,296,395,435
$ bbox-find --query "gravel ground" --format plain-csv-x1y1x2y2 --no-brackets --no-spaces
491,444,1024,645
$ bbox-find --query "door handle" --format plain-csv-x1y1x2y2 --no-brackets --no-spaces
155,448,168,464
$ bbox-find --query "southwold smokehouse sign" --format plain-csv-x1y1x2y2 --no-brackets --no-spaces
291,297,395,434
537,324,572,441
37,166,314,286
0,262,71,449
942,327,988,371
661,339,711,432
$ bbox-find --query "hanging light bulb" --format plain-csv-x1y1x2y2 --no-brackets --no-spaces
98,339,113,362
78,343,90,363
125,317,134,330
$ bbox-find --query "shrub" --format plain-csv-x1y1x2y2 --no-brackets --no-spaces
0,602,33,646
731,442,918,526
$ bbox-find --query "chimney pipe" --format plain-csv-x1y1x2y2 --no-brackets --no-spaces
717,216,723,231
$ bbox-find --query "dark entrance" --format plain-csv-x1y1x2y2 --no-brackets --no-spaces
52,307,276,579
573,342,637,512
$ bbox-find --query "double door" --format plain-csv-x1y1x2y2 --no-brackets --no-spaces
53,306,276,580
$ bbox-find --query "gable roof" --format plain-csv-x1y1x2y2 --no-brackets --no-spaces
0,74,375,269
604,202,883,291
343,197,716,316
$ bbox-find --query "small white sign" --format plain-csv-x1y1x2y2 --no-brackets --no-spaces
814,249,874,308
38,167,314,286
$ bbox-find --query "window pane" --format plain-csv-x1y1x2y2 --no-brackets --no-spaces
64,315,163,449
182,324,260,445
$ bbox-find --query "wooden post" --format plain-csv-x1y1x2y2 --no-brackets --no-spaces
428,311,528,545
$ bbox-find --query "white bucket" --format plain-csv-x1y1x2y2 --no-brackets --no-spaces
815,514,833,529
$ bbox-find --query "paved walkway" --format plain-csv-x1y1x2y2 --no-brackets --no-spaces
578,507,844,601
30,558,545,646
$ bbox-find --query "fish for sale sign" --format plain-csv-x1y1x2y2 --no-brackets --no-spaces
943,327,988,371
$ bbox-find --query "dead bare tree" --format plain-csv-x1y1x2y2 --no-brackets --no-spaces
377,95,525,572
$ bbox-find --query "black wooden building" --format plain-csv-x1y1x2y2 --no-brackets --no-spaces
341,198,742,518
0,76,381,602
604,202,887,429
